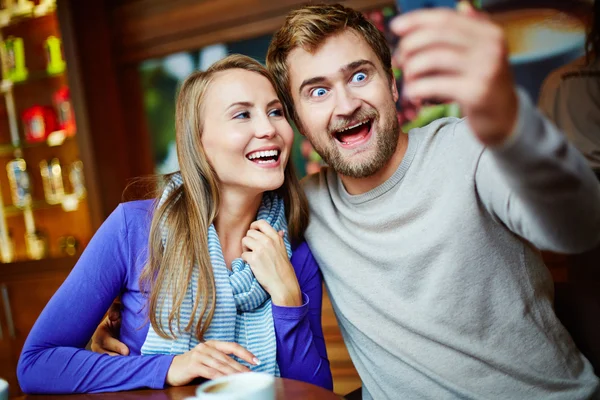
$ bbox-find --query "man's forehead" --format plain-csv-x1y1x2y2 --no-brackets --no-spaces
287,30,376,88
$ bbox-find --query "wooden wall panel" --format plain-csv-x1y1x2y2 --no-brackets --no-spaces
111,0,394,63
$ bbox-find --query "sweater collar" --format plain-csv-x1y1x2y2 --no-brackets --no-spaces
335,132,420,205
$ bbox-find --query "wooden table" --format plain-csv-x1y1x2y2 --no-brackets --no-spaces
17,378,342,400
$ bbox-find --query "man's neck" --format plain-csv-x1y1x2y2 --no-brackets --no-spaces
340,133,409,195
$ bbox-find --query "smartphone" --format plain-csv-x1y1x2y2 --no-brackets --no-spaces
396,0,457,13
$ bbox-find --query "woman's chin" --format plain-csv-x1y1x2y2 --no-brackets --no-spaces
254,176,285,194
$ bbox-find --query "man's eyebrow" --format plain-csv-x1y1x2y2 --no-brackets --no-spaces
298,59,376,95
298,76,327,95
341,59,375,74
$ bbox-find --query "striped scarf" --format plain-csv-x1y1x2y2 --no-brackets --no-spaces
141,173,288,376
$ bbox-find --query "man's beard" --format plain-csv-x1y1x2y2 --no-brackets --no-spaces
305,104,399,179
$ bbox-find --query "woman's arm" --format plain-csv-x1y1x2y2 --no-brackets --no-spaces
17,204,174,394
272,242,333,390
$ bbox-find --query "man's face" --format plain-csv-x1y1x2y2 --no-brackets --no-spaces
287,29,400,178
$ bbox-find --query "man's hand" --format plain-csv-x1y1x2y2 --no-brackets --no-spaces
166,341,257,386
391,2,518,146
91,301,130,356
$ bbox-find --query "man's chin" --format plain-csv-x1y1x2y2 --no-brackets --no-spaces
331,158,382,179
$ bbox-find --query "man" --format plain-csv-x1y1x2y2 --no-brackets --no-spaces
95,3,600,399
264,2,600,399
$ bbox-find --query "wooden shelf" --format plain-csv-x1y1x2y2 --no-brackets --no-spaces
1,71,66,89
3,200,62,217
0,253,78,279
0,6,57,30
0,132,75,156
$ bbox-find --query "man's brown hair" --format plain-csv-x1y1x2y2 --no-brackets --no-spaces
266,3,393,127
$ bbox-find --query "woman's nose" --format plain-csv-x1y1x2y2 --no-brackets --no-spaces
255,117,277,139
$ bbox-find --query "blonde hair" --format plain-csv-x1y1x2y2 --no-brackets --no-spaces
266,3,393,127
140,54,309,340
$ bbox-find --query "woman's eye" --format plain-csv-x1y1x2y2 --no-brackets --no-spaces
352,72,367,83
310,88,328,98
269,108,284,117
234,111,250,119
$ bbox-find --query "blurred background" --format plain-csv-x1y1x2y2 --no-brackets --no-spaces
0,0,595,397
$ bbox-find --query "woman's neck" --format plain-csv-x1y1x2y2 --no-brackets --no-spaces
214,189,263,268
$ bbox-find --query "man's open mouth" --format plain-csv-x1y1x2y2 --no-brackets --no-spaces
246,149,281,164
334,119,373,147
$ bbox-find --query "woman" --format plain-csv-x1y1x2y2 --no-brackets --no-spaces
17,55,332,394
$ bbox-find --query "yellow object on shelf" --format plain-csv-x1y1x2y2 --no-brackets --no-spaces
2,36,28,82
45,36,65,75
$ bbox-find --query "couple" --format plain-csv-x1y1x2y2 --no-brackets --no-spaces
18,3,600,399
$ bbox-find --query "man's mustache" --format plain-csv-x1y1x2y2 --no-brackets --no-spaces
328,108,378,135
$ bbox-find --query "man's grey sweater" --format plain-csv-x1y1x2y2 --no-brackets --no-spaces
302,91,600,399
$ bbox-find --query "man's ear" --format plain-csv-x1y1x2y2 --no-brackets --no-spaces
390,74,399,103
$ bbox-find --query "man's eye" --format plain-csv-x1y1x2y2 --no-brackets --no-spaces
352,72,367,83
310,88,328,98
268,108,284,117
234,111,250,119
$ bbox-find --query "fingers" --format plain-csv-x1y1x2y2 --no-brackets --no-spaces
249,220,280,241
205,340,259,366
107,302,122,323
92,334,130,356
243,220,283,253
195,346,249,374
403,76,462,104
402,48,463,82
396,29,468,65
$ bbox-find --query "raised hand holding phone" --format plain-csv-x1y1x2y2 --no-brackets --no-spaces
391,0,519,146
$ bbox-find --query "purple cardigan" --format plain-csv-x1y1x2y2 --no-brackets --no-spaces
17,200,332,394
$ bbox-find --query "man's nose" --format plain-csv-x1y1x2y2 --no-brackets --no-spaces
334,87,361,117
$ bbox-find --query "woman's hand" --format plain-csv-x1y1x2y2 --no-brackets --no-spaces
241,220,302,307
166,341,258,386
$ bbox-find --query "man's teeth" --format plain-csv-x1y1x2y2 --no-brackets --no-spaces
339,120,369,132
247,149,279,160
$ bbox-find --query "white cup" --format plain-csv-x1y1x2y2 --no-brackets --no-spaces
195,372,275,400
0,378,8,400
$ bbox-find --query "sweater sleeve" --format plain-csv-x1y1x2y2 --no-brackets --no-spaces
17,204,174,394
271,242,333,390
474,88,600,254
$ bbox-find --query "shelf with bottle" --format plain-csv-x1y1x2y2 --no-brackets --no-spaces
0,131,75,155
0,0,56,29
0,155,87,262
0,1,92,265
1,70,65,90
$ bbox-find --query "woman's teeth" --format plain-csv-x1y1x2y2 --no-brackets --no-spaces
247,149,280,163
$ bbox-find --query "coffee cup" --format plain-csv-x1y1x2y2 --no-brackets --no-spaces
195,372,275,400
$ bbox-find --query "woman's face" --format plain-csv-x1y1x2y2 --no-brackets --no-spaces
201,69,294,196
